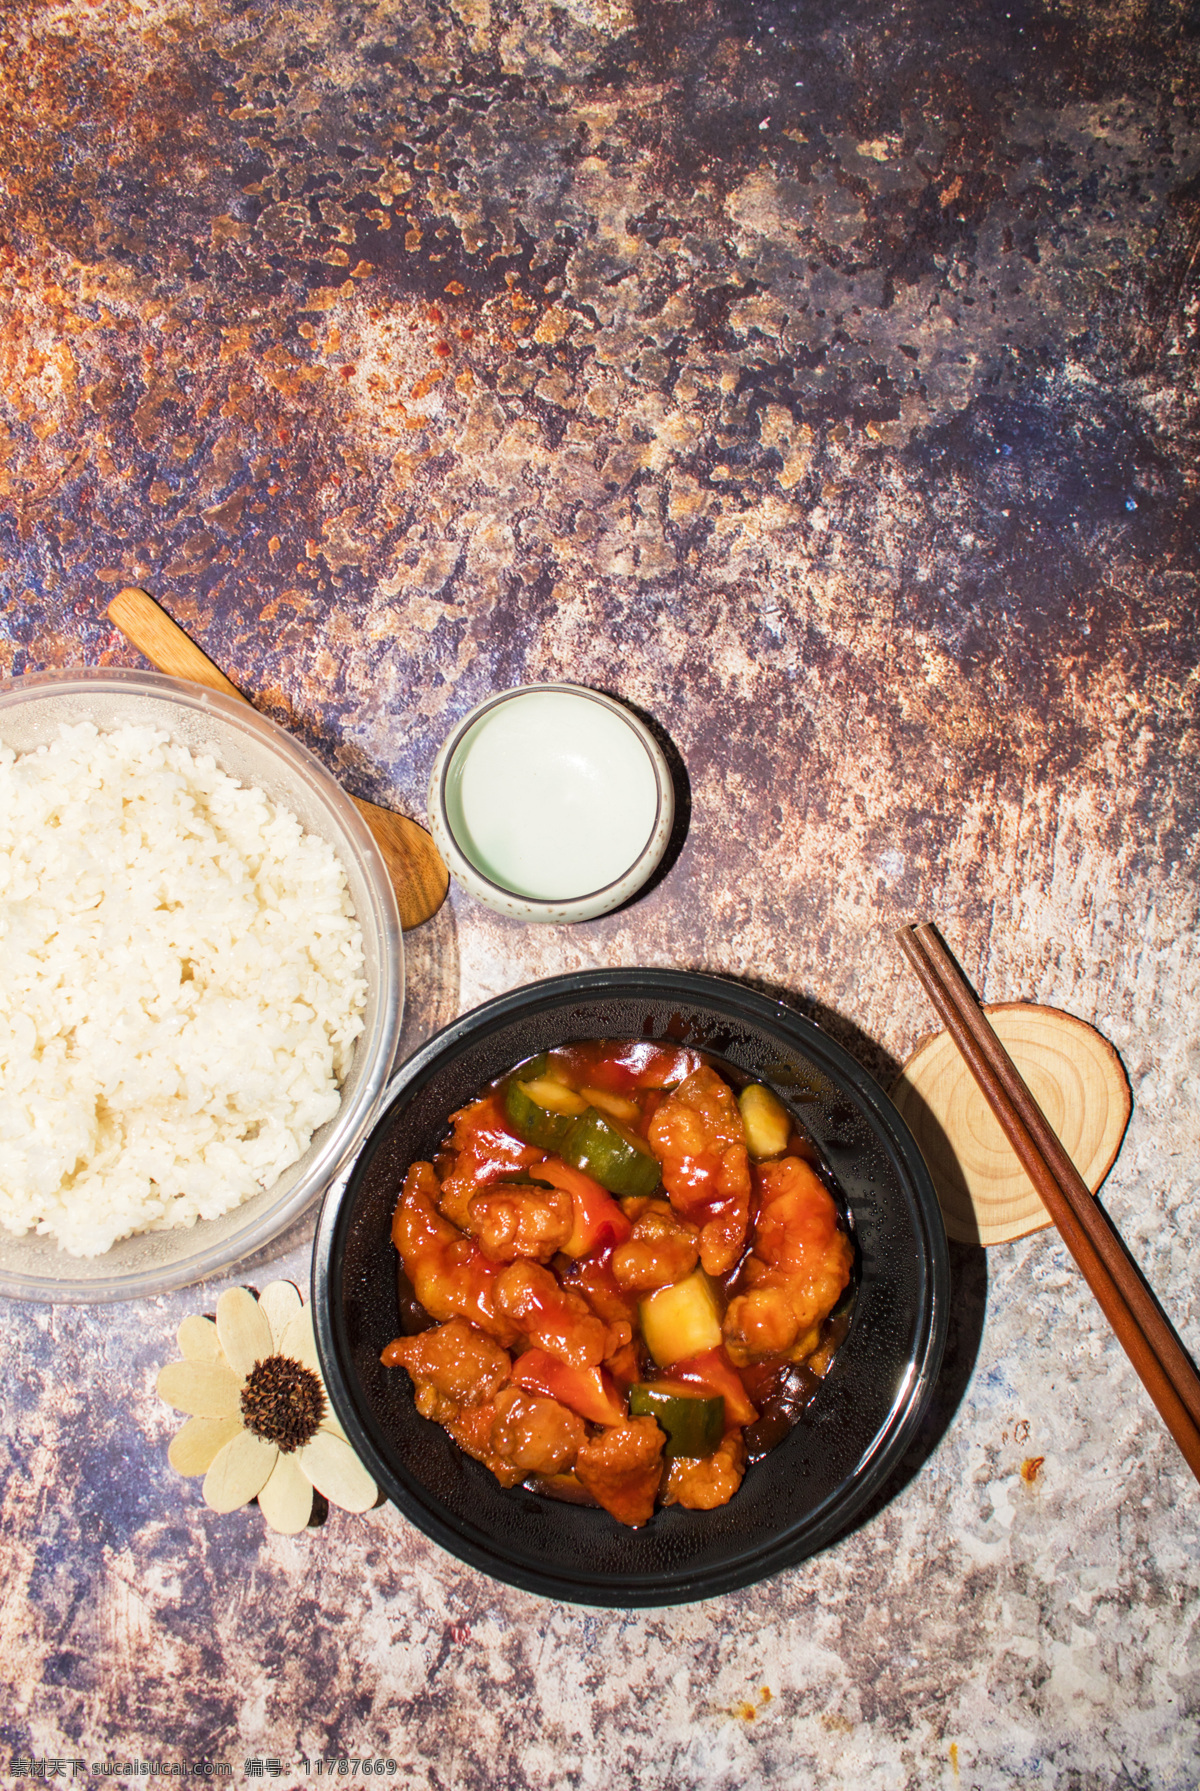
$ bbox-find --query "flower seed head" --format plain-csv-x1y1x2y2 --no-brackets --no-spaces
240,1354,327,1453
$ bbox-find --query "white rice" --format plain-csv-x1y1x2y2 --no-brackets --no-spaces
0,721,367,1257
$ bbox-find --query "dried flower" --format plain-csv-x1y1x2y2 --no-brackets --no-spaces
157,1282,376,1534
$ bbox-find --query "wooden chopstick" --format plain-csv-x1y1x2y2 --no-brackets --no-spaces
909,924,1200,1429
897,922,1200,1484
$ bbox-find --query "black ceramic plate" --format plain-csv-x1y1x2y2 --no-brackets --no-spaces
312,969,948,1607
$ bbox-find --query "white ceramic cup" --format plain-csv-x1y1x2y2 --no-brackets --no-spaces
428,683,676,922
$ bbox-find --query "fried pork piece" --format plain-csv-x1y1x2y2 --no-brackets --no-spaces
434,1387,586,1489
573,1417,665,1527
722,1156,853,1364
441,1401,524,1488
436,1093,546,1229
490,1386,585,1476
647,1067,752,1276
663,1432,747,1511
561,1253,639,1332
611,1200,701,1293
495,1258,630,1368
602,1339,642,1389
466,1183,574,1262
381,1319,511,1422
392,1162,521,1346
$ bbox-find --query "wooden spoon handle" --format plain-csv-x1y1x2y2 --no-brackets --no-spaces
109,587,243,697
107,588,448,931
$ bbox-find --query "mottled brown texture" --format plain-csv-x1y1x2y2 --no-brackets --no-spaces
2,0,1199,1783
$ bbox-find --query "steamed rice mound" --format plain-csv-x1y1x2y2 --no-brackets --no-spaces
0,721,367,1257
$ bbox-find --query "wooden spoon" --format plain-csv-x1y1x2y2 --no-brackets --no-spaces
890,1002,1131,1245
107,587,448,931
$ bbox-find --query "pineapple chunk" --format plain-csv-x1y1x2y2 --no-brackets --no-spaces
738,1083,792,1160
639,1269,723,1367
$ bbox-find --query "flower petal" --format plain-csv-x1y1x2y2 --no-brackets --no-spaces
278,1305,322,1379
157,1359,242,1418
259,1281,303,1352
216,1287,273,1380
203,1430,278,1513
295,1430,377,1514
318,1411,349,1446
257,1452,315,1535
168,1415,243,1477
177,1314,222,1364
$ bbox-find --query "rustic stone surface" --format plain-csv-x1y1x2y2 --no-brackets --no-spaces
2,0,1199,1784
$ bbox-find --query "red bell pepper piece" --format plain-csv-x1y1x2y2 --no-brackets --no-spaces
510,1348,627,1427
670,1347,758,1427
532,1157,633,1258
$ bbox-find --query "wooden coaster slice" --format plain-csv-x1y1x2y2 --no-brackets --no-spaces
890,1003,1132,1247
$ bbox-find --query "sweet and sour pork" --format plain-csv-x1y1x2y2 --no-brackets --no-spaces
383,1041,853,1526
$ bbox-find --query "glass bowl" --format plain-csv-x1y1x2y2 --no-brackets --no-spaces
0,667,404,1303
312,969,948,1606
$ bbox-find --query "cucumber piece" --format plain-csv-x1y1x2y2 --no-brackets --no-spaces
504,1077,587,1151
563,1108,661,1198
738,1083,792,1160
639,1268,723,1366
629,1382,724,1459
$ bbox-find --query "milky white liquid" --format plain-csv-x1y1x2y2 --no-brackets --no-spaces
445,691,659,901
